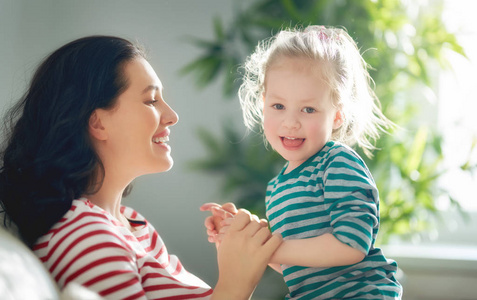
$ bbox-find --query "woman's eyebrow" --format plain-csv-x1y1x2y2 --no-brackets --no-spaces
141,85,161,94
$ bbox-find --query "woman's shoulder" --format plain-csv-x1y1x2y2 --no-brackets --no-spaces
63,198,121,227
34,199,129,250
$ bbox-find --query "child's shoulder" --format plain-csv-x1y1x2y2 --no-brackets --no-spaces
320,141,367,167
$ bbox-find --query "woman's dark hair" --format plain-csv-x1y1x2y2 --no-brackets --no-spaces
0,36,145,247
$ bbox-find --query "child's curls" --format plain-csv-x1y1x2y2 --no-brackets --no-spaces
238,25,393,157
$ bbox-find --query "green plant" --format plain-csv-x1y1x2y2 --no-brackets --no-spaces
182,0,469,243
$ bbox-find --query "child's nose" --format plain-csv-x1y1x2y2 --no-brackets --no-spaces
283,112,300,129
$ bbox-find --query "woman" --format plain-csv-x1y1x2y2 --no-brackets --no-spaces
0,35,281,299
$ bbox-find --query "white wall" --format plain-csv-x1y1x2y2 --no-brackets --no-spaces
0,0,250,292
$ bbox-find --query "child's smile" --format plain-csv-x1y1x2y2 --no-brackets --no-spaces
281,136,305,150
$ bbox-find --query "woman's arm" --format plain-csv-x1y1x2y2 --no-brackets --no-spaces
269,233,365,268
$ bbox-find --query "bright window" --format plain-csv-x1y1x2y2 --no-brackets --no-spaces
437,0,477,212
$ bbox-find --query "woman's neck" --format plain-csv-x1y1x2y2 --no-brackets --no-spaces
84,173,130,222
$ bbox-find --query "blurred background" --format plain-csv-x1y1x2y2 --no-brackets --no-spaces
0,0,476,299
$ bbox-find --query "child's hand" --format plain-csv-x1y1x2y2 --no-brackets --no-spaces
200,202,237,243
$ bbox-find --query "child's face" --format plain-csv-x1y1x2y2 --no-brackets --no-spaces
263,57,342,173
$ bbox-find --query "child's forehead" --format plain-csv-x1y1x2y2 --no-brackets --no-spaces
265,56,328,82
268,56,328,76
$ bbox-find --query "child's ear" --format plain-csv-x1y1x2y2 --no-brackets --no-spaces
333,110,344,129
88,110,108,141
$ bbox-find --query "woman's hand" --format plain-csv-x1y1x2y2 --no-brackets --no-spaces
212,210,282,300
200,203,268,244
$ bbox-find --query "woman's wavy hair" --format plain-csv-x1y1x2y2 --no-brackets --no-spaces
0,36,145,246
239,25,393,157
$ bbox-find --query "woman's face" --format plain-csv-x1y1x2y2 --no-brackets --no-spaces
93,57,179,180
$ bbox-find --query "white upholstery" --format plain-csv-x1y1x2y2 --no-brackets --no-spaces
0,225,60,299
0,224,102,300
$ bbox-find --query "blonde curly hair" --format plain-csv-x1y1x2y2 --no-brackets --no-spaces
238,25,392,157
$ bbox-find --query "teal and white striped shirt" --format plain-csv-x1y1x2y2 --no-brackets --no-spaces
266,141,402,299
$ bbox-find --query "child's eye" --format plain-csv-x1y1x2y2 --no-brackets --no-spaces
272,104,285,110
302,107,316,113
147,99,158,106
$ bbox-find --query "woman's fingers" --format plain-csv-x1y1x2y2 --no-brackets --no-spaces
262,233,282,254
260,218,268,227
227,210,252,232
251,226,272,244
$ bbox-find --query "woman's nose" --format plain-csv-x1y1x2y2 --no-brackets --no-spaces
161,101,179,126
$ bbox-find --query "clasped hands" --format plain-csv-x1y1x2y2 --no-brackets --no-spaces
200,202,282,299
200,202,270,244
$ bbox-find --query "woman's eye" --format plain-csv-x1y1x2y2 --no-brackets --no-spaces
302,107,316,113
147,99,158,105
272,104,285,110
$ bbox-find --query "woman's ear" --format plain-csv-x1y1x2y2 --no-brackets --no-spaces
333,110,344,129
88,110,108,141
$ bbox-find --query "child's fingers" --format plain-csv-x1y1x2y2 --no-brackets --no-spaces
204,216,216,230
200,202,222,212
220,217,234,227
221,202,238,214
215,233,225,242
211,206,235,219
207,228,217,236
218,224,231,234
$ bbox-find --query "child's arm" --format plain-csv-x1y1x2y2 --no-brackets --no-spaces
269,233,365,268
203,203,366,269
218,217,365,268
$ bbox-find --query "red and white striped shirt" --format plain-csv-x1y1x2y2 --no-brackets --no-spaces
33,198,212,299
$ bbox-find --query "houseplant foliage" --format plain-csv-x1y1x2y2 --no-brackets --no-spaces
182,0,469,243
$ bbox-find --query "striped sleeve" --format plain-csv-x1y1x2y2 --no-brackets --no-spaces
34,211,147,300
322,148,379,255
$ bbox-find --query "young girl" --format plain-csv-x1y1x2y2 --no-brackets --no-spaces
203,26,402,299
0,35,281,300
